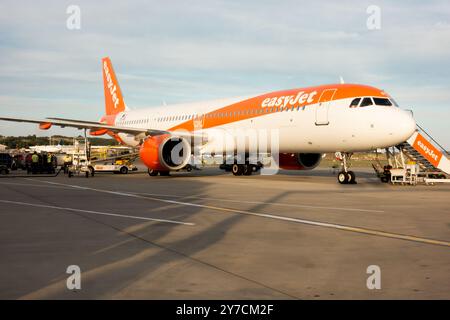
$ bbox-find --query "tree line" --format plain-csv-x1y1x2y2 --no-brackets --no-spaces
0,135,119,149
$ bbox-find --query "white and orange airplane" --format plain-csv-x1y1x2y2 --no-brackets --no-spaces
0,57,417,183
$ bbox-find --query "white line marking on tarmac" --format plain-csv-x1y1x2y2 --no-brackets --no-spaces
37,180,450,248
0,199,194,226
15,179,384,213
128,191,385,213
0,181,73,189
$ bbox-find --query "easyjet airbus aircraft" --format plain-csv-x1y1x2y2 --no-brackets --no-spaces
0,57,417,184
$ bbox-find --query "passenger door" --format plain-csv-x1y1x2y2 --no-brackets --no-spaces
315,88,337,125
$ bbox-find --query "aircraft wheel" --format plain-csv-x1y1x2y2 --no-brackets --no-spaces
148,169,159,176
219,163,231,172
243,164,253,176
337,171,349,184
347,171,356,184
232,164,244,176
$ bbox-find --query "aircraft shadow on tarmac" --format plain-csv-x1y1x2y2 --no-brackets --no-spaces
16,179,301,299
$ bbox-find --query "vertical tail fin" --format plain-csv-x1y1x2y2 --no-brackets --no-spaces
102,57,126,115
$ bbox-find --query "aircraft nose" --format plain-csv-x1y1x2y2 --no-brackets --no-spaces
397,109,417,141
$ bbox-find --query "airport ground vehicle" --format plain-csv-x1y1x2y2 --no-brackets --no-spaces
1,57,449,184
67,155,94,178
0,153,26,171
0,164,9,175
0,153,13,169
11,154,26,170
0,153,28,172
93,159,137,174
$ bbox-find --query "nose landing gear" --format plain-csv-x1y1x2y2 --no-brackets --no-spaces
336,152,357,184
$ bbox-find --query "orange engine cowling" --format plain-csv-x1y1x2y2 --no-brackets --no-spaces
140,134,192,171
89,128,108,136
278,153,322,170
39,122,52,130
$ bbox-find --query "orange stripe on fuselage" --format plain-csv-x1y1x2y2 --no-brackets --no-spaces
168,84,387,132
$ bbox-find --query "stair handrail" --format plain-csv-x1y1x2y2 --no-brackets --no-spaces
416,124,449,156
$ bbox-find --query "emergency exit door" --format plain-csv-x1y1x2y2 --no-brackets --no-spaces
315,88,337,125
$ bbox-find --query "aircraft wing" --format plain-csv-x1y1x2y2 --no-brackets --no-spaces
0,116,169,136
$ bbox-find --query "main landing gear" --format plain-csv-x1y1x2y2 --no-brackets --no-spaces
219,152,263,176
148,169,170,176
336,152,357,184
231,163,257,176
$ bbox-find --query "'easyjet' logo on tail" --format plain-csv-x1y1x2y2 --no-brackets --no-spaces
413,133,442,167
103,61,120,109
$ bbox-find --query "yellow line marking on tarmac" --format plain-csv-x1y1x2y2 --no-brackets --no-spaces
0,199,194,226
37,180,450,248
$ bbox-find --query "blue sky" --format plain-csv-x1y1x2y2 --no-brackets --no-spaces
0,0,449,147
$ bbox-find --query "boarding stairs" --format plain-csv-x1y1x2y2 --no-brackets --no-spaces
399,124,450,174
374,125,450,184
398,142,437,171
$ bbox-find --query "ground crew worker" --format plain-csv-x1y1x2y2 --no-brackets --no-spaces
31,152,39,174
47,153,54,173
63,154,72,174
26,153,32,173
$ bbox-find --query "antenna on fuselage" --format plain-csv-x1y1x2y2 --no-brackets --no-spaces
339,76,345,84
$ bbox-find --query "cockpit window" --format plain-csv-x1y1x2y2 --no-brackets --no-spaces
373,98,393,106
349,98,361,108
359,97,373,107
390,98,399,107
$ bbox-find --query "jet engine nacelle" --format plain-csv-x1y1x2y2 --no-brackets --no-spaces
140,134,192,171
278,153,322,170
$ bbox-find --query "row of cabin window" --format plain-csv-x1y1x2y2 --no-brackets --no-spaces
117,98,397,126
120,105,305,125
349,97,396,108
